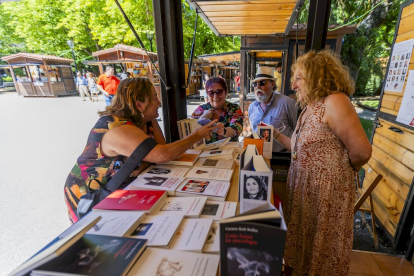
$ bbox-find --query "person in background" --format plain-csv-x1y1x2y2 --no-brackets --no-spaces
273,61,282,94
119,70,129,81
191,77,243,144
97,66,120,106
234,72,241,93
75,72,92,102
86,72,97,102
248,66,297,152
274,50,372,276
64,78,218,224
202,73,210,103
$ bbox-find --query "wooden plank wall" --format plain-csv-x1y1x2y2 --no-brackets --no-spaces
366,4,414,238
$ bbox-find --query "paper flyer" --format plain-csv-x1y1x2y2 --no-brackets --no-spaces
384,38,414,92
396,70,414,127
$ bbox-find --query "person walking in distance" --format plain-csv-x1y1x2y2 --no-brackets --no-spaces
75,72,92,101
97,66,120,106
273,62,283,94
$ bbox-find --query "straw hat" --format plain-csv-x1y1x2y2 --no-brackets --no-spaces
251,66,276,82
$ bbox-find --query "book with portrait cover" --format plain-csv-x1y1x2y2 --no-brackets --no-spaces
257,123,274,159
200,201,237,221
32,235,147,276
203,221,220,254
185,167,234,182
239,153,273,214
141,164,190,177
199,148,235,160
127,175,186,196
129,214,184,247
219,206,286,276
127,248,219,276
175,179,230,201
151,196,207,218
194,158,235,170
92,190,166,214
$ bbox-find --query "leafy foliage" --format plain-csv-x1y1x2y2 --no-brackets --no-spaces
0,0,239,71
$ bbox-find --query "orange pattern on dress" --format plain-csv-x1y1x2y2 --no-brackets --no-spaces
284,98,355,276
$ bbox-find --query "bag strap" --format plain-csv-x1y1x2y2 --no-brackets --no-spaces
105,137,157,192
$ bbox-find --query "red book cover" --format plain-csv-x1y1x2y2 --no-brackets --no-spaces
93,190,166,212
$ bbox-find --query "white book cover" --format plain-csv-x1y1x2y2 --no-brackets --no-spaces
202,221,220,253
86,210,146,237
170,218,214,252
151,196,207,218
194,158,235,169
142,165,190,177
185,167,234,182
129,214,184,247
200,201,237,221
199,148,235,159
127,248,219,276
175,179,230,201
239,155,273,214
128,175,186,195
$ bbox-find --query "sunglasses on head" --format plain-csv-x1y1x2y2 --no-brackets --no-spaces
252,80,268,87
207,89,225,97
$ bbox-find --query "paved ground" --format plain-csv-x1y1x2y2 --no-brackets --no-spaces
0,91,374,276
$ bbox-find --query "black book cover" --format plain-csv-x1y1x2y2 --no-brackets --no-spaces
220,221,286,276
34,234,146,276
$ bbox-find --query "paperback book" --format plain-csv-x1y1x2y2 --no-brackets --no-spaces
257,122,274,159
158,149,201,166
219,205,286,276
151,196,207,218
129,214,184,247
141,165,190,177
202,221,220,254
127,175,186,195
127,248,219,276
199,148,235,160
200,201,237,221
86,210,146,237
194,158,235,170
175,179,230,201
32,235,147,276
185,167,234,182
169,218,214,252
239,154,273,213
92,190,166,214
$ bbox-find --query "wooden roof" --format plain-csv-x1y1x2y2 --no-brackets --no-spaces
198,51,241,62
92,44,156,57
1,53,73,63
187,0,306,36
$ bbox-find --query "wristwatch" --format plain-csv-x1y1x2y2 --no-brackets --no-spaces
223,128,227,136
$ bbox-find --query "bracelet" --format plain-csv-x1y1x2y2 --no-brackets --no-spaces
274,131,281,140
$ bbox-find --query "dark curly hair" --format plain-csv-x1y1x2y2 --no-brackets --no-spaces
243,175,267,200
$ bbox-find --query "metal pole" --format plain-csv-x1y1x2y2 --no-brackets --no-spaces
71,49,78,72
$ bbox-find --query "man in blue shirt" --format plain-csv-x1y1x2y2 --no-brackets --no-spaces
248,67,297,152
75,72,93,101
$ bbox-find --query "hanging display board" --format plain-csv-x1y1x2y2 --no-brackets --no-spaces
367,0,414,258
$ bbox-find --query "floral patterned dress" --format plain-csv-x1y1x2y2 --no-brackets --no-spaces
191,101,243,143
284,99,355,276
64,115,154,224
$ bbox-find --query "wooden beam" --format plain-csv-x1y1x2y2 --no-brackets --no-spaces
200,3,295,12
197,1,297,5
213,21,288,26
204,10,293,17
209,16,291,21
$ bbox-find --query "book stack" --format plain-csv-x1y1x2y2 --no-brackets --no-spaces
199,148,236,160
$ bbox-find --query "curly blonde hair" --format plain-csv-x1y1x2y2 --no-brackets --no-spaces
291,50,354,108
98,77,154,126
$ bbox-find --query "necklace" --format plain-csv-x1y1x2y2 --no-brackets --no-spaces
292,109,311,160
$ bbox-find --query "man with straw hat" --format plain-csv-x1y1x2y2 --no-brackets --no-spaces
248,66,297,152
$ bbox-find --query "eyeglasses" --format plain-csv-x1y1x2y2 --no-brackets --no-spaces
207,89,225,97
252,80,268,87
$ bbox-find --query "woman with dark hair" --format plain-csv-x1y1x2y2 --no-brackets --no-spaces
64,78,218,224
191,77,243,143
243,175,267,200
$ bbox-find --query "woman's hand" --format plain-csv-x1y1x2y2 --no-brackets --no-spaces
193,119,219,140
215,123,225,135
200,109,214,120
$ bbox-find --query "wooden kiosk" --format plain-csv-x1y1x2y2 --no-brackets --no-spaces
85,44,161,100
1,53,77,97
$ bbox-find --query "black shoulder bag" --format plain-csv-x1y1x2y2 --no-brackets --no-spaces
77,138,157,218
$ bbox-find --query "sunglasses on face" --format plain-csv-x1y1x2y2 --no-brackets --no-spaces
252,80,268,87
207,89,225,97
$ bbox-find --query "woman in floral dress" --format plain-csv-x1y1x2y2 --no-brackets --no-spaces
191,77,243,143
274,50,372,275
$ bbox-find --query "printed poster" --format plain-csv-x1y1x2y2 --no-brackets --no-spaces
385,38,414,92
396,70,414,127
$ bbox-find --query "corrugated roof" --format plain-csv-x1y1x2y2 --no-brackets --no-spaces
1,53,73,62
187,0,306,36
92,44,156,57
198,51,241,62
